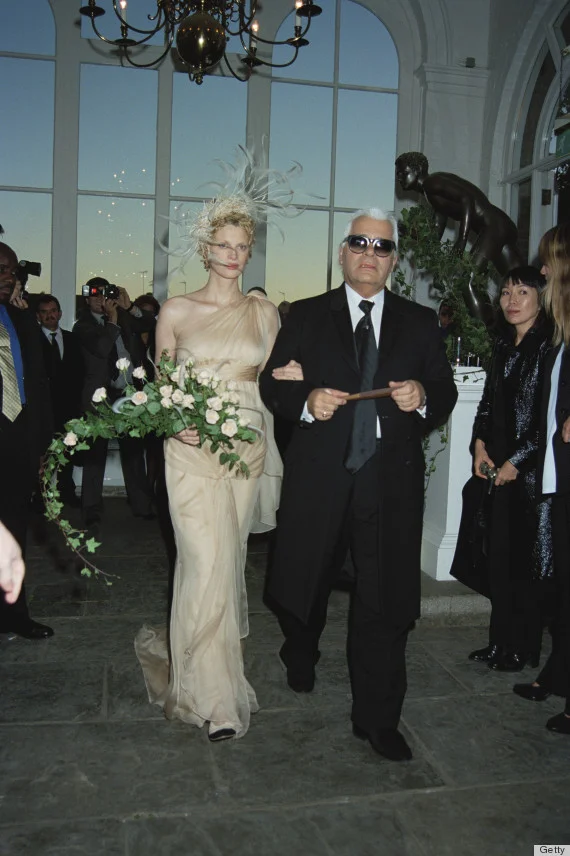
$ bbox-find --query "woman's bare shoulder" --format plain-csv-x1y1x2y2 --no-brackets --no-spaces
160,294,201,318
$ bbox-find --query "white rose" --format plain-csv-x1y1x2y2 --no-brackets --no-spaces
92,387,107,403
198,369,211,382
205,409,220,424
206,396,223,411
132,366,146,380
63,431,78,447
170,366,181,385
161,397,173,409
227,380,237,391
221,419,238,438
171,389,184,404
228,392,240,405
116,357,130,372
210,379,219,389
238,416,250,428
182,394,195,408
159,385,173,398
131,391,148,406
226,405,236,416
184,356,194,368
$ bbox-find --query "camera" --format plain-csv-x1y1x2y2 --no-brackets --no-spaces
16,259,42,287
479,461,498,481
81,283,120,300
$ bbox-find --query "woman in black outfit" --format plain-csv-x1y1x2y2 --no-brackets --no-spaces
513,225,570,734
451,266,553,671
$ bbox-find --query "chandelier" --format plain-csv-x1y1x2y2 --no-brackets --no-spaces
79,1,323,85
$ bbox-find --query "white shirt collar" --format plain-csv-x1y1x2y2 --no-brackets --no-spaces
344,282,385,312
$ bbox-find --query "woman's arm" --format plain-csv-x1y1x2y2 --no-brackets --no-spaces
154,300,179,363
258,300,280,373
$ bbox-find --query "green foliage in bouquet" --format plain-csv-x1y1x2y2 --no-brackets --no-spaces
41,354,258,582
392,204,493,365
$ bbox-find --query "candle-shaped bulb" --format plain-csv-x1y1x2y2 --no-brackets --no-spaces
119,0,128,23
250,19,259,50
295,0,303,27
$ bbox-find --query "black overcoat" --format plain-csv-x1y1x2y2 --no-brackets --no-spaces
259,285,458,627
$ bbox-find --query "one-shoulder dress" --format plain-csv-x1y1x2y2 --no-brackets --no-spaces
135,296,282,738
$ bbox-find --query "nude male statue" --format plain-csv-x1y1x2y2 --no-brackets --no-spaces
395,152,524,275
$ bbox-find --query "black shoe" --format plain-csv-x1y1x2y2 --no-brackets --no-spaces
208,727,236,742
352,723,412,762
490,651,540,672
278,648,320,693
546,712,570,734
513,682,550,702
468,643,502,664
2,620,54,640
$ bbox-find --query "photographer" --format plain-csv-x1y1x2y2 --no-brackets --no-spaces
73,277,156,527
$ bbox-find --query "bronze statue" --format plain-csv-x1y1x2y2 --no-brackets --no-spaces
395,152,524,324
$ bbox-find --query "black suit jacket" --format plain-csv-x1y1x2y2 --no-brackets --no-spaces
40,328,84,430
73,307,155,412
0,304,53,483
260,285,458,625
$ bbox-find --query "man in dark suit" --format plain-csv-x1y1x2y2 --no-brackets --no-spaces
36,294,84,505
0,241,54,638
73,277,155,527
260,208,458,761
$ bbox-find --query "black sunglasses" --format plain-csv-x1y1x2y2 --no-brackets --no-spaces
344,234,396,258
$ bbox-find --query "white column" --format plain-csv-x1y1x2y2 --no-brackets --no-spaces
421,367,485,581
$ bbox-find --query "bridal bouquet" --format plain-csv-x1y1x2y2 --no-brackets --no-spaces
41,354,258,582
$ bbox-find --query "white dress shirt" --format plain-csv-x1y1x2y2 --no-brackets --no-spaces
42,326,63,358
542,343,564,494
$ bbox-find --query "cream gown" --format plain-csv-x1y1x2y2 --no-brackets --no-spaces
134,296,282,738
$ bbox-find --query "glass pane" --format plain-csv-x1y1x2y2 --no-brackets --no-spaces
0,0,55,55
0,58,54,188
335,90,397,209
270,83,333,204
76,195,155,299
514,179,531,264
167,202,206,298
81,0,165,47
78,65,157,194
272,7,335,82
170,75,246,198
339,1,398,89
0,191,52,293
265,210,329,303
520,50,555,168
559,9,570,49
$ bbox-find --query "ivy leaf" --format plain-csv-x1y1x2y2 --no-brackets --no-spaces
85,538,101,553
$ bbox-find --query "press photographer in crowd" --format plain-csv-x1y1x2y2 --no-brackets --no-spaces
73,277,156,528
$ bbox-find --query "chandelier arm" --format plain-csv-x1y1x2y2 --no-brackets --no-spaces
121,43,174,67
222,52,252,82
110,0,168,36
242,49,301,70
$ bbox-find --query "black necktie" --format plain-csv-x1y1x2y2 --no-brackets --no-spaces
344,299,378,473
50,331,61,362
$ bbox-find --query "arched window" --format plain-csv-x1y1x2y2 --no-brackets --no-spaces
266,0,399,304
0,0,55,292
506,3,570,262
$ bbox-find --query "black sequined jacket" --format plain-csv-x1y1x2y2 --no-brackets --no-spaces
471,319,554,580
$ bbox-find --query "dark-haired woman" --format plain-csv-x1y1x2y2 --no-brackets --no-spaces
451,266,553,670
513,225,570,734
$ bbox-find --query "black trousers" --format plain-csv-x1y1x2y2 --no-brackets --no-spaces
537,493,570,712
278,444,410,731
81,436,153,519
0,409,33,629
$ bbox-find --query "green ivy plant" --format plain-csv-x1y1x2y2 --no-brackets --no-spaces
393,204,494,365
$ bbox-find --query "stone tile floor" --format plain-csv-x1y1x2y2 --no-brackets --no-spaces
1,498,569,855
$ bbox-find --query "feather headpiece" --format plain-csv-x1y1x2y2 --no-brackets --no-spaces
167,145,303,270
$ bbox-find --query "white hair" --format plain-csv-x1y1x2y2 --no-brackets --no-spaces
341,207,399,250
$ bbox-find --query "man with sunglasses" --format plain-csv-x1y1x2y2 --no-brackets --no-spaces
0,241,54,639
260,208,457,762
